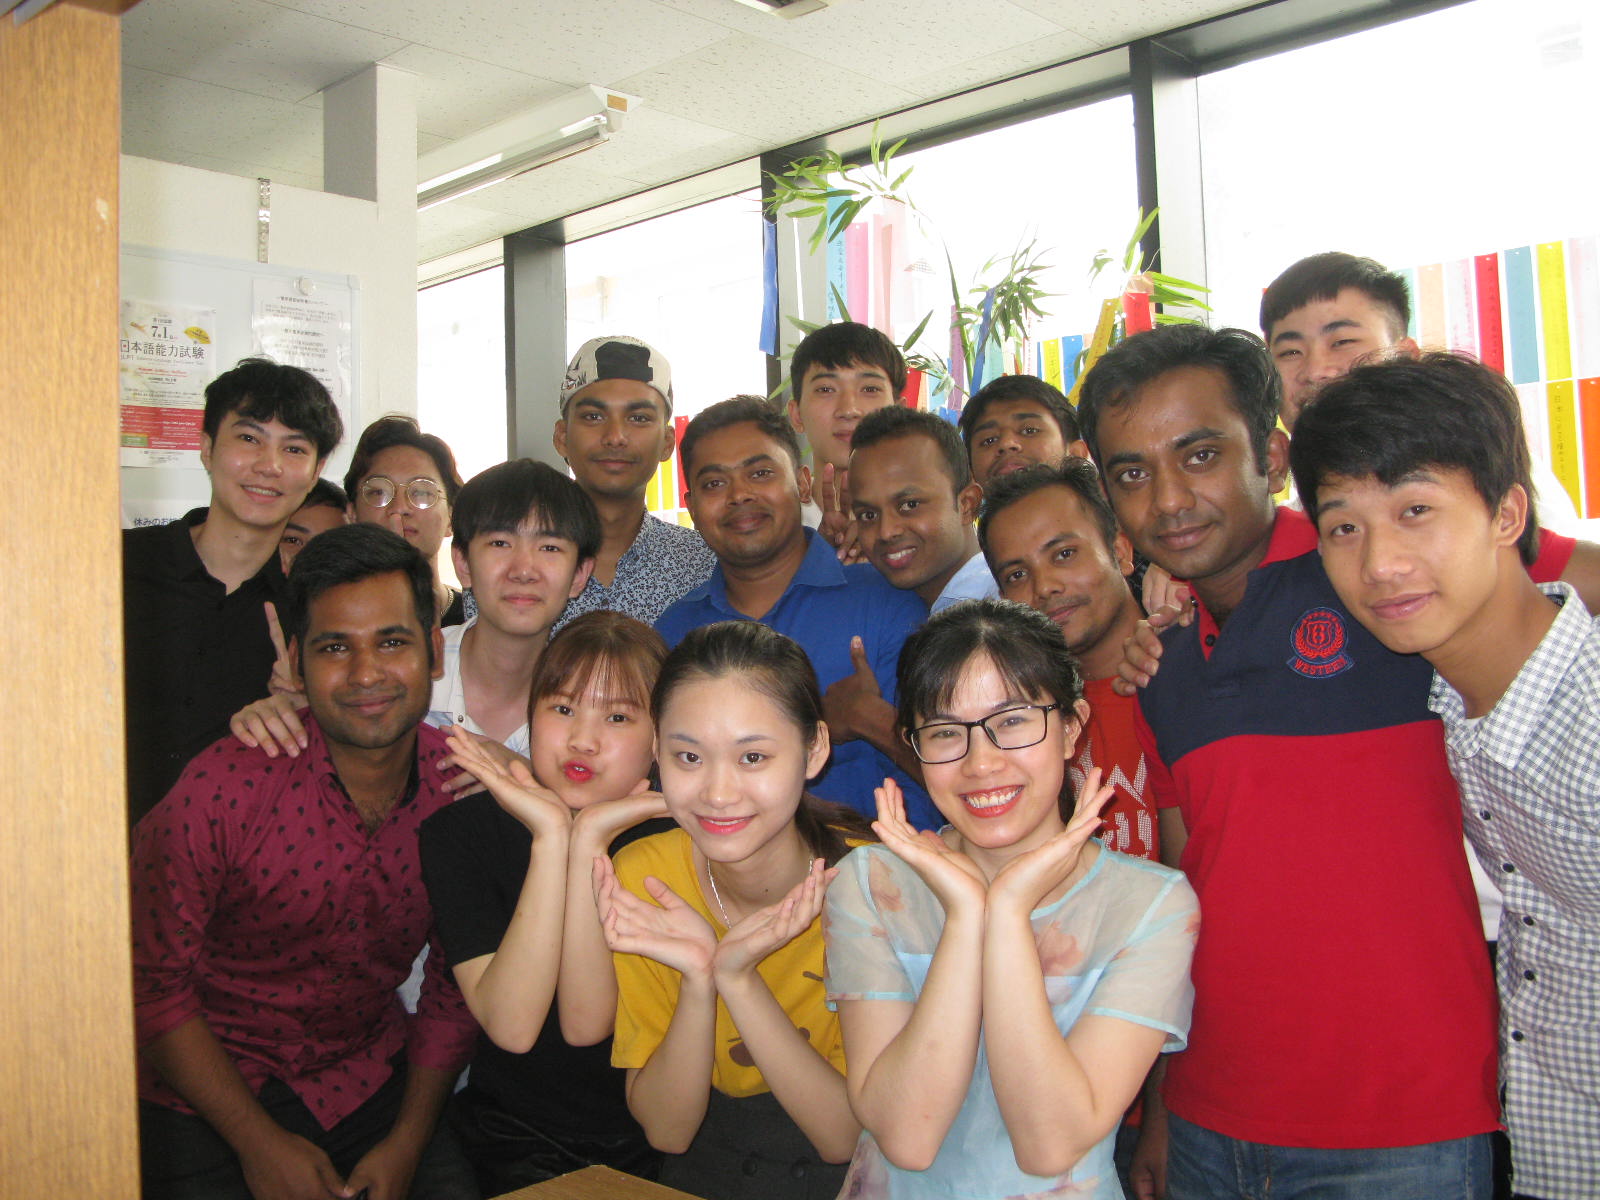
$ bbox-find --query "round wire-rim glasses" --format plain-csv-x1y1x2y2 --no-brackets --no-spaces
358,475,443,511
905,702,1062,765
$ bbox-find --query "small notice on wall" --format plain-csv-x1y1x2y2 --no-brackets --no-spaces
119,299,216,468
251,277,352,406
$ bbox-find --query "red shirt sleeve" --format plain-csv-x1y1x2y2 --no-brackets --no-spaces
1531,527,1575,583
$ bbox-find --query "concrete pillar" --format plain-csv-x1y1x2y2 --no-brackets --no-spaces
324,63,419,422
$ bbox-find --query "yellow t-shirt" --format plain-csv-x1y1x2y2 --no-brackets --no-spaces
610,828,850,1098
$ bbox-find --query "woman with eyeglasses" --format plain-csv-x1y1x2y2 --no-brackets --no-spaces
344,414,470,626
823,598,1199,1199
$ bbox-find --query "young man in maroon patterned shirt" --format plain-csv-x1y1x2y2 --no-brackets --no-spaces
131,523,478,1200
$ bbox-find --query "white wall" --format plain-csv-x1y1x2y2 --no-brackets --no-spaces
121,152,415,424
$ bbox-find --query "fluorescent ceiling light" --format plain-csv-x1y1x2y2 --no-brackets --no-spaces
417,84,640,211
726,0,829,17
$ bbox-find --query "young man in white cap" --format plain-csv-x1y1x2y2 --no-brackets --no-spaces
554,335,715,628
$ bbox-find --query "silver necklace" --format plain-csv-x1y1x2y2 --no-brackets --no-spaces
704,859,734,927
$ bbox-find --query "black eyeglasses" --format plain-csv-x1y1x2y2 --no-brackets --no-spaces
905,703,1061,765
358,475,443,511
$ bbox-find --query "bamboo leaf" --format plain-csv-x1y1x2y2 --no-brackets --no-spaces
903,309,933,349
830,283,853,323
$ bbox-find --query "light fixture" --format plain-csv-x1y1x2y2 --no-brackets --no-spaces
416,84,641,211
726,0,829,17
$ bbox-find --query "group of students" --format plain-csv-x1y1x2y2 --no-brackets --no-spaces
123,248,1599,1200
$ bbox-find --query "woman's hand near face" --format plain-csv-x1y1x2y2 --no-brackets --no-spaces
596,857,717,978
711,858,834,982
447,728,571,841
987,768,1113,915
871,777,988,914
571,778,670,853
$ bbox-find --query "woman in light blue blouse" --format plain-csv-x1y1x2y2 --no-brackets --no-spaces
824,599,1198,1199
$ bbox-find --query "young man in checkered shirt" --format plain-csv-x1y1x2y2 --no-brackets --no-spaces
1292,351,1600,1200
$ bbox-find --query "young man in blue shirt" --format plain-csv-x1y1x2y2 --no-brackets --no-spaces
656,395,936,828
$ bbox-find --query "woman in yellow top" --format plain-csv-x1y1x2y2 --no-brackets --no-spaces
595,620,873,1200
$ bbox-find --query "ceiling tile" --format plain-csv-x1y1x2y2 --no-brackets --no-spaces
582,108,761,177
613,32,920,144
1006,0,1253,46
658,0,1068,82
123,68,325,178
121,0,408,103
899,27,1099,98
277,0,730,84
375,44,572,140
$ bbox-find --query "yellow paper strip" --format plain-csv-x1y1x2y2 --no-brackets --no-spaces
1070,298,1120,406
647,459,667,513
1538,241,1573,382
1043,340,1063,390
1547,380,1581,509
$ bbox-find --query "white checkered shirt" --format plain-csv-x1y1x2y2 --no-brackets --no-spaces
1430,582,1600,1200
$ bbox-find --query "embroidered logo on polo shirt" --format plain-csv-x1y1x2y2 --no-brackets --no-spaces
1288,607,1353,679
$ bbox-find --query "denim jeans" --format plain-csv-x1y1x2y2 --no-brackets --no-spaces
1167,1113,1492,1200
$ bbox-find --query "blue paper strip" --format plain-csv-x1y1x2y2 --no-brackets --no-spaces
760,219,779,357
1058,335,1085,395
825,195,847,323
1504,246,1541,385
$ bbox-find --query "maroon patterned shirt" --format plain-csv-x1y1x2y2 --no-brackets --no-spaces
130,717,476,1130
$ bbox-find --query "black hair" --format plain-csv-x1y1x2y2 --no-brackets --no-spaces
957,374,1081,454
299,478,348,511
977,458,1119,567
342,415,465,509
895,598,1084,821
651,621,876,865
850,404,972,490
679,394,804,478
1290,352,1540,566
1077,325,1281,471
202,357,343,459
450,458,601,561
284,523,436,667
530,610,669,726
1260,252,1411,343
788,322,907,403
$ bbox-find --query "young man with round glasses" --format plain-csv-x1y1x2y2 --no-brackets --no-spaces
344,414,471,627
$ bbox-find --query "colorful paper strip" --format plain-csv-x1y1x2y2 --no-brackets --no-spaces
1537,241,1573,382
1474,254,1504,374
1504,246,1541,385
1567,236,1600,380
1043,339,1063,391
1416,262,1446,349
1580,377,1600,518
1547,380,1580,512
1445,258,1476,358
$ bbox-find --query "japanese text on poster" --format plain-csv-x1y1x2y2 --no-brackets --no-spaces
119,299,215,468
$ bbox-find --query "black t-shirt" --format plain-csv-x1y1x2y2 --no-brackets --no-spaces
122,509,284,826
419,792,671,1140
440,587,467,629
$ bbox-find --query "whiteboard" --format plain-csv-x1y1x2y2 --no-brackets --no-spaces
119,245,361,527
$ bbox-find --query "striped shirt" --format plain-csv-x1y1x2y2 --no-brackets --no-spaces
1430,582,1600,1200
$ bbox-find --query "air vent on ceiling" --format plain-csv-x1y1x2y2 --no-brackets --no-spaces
728,0,829,18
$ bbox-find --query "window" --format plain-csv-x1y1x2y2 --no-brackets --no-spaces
565,190,769,420
1199,0,1600,335
418,265,508,485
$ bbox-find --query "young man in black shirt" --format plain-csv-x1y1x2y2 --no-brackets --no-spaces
121,357,342,823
